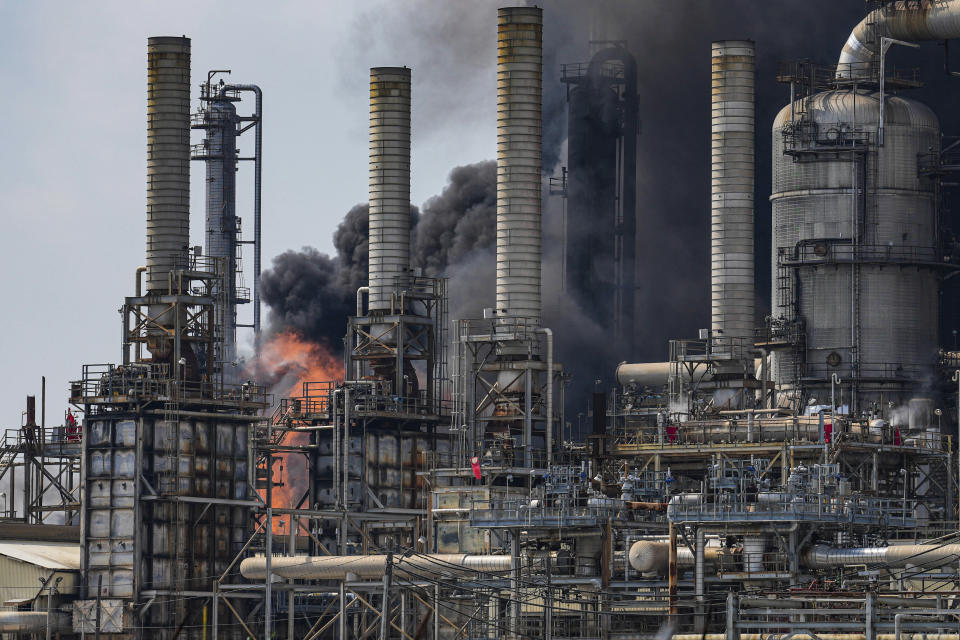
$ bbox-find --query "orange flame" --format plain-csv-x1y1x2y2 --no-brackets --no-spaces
259,330,344,398
256,331,344,536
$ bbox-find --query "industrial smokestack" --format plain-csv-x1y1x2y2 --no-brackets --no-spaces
368,67,412,312
496,7,543,326
710,40,754,345
146,36,191,297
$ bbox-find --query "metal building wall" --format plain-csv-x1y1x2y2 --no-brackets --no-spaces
83,414,251,638
0,557,76,613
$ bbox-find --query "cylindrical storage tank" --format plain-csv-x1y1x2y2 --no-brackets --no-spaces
368,67,411,311
203,98,240,378
770,90,939,410
496,7,543,326
146,36,191,295
742,535,766,574
711,40,755,344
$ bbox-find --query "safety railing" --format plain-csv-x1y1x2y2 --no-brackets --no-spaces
780,242,942,267
72,363,269,408
668,493,916,526
670,335,754,363
469,496,657,528
612,418,950,452
421,446,552,471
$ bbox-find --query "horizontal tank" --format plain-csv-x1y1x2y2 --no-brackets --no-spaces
770,89,940,411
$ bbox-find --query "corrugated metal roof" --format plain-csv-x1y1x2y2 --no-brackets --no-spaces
0,541,80,571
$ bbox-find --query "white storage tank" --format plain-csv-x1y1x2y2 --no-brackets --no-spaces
770,89,940,411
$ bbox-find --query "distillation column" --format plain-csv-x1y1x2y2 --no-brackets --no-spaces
200,94,240,377
496,6,543,326
710,40,755,345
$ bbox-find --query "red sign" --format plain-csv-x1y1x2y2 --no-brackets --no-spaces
470,456,482,479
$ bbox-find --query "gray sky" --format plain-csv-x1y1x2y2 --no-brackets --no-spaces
0,0,504,425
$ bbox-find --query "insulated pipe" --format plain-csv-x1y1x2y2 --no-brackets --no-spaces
803,543,960,569
368,67,411,312
673,636,960,640
616,359,762,386
354,286,370,378
224,84,262,346
695,528,706,632
616,362,680,386
239,554,511,580
711,40,755,346
146,36,191,295
356,286,370,316
537,327,554,462
838,1,960,79
0,612,71,634
496,7,543,325
627,540,960,576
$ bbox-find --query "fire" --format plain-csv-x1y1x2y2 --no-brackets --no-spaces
258,330,344,398
254,330,344,535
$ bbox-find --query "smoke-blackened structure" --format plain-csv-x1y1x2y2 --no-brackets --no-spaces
563,45,638,373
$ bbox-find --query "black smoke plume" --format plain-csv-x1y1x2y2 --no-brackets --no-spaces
266,1,960,424
260,163,497,349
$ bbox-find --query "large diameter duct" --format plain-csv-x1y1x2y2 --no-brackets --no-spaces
711,40,755,344
803,544,960,570
617,361,700,387
496,6,543,325
839,1,960,79
146,36,191,296
627,539,960,576
240,553,510,581
615,359,762,386
368,67,411,312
